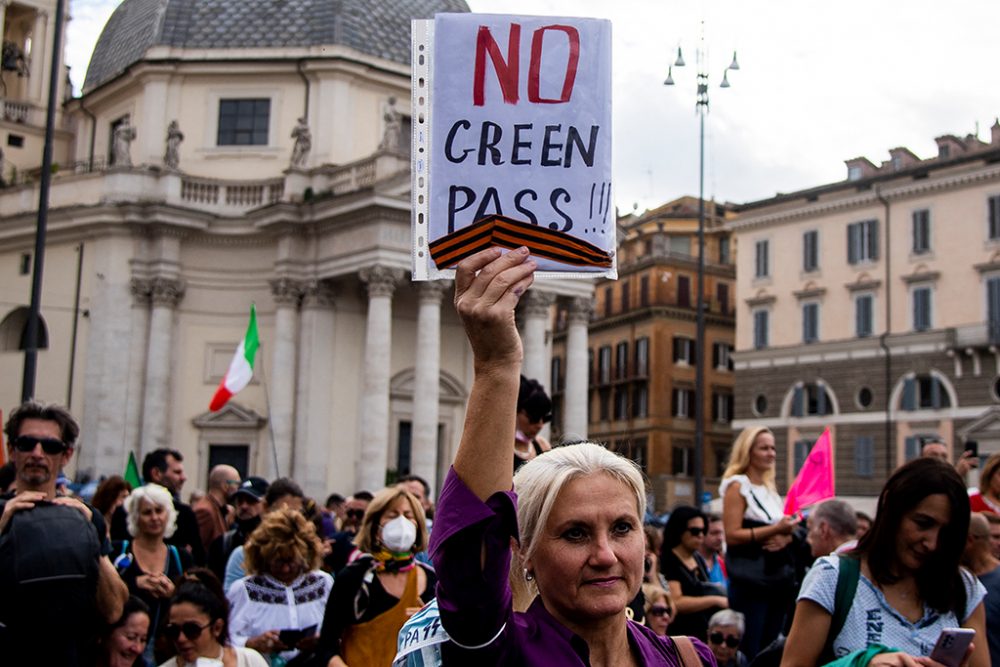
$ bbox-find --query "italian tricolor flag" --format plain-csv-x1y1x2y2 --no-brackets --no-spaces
209,305,259,411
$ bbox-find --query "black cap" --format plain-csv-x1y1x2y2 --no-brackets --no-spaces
233,476,268,501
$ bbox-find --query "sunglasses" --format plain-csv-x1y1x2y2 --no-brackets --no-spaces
648,605,671,617
12,436,67,455
709,633,741,648
164,622,211,642
686,527,705,537
346,509,366,520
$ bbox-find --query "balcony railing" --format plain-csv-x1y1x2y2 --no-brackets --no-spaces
2,99,29,123
953,322,1000,348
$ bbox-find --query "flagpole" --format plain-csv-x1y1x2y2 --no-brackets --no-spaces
255,347,281,479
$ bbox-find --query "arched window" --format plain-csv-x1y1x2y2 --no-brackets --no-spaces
0,307,48,352
790,382,835,417
900,373,951,410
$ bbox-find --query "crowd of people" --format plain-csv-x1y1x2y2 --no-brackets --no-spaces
2,245,999,667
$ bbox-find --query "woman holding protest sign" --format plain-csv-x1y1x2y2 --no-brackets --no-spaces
720,427,799,658
430,246,713,666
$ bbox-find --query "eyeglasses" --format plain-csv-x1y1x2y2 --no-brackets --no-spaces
709,633,741,648
164,622,211,642
649,605,671,617
686,527,705,537
12,435,67,455
346,509,366,520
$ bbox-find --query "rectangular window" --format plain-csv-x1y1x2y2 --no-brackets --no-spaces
604,286,614,317
217,98,271,146
802,302,819,344
755,240,769,278
614,387,629,420
719,237,731,264
677,275,691,308
635,337,649,377
632,383,649,418
615,341,629,380
673,336,696,364
988,276,1000,344
803,230,819,272
712,342,733,371
598,346,612,384
711,393,733,423
989,195,1000,240
672,388,693,418
639,276,650,307
855,294,874,338
670,235,692,256
19,253,31,275
672,445,693,476
717,283,730,314
847,219,879,264
599,388,611,420
753,310,769,349
904,436,922,461
913,286,932,331
550,357,562,393
854,436,874,478
912,209,931,254
588,349,594,387
621,280,631,312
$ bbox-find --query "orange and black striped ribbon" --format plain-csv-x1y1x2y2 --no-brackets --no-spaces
428,215,613,269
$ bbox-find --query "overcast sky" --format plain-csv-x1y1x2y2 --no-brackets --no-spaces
65,0,1000,210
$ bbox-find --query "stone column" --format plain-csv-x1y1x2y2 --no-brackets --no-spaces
520,289,555,387
294,282,337,500
411,281,449,491
357,265,402,492
140,277,185,456
124,279,153,454
563,297,592,440
269,278,303,479
28,10,47,102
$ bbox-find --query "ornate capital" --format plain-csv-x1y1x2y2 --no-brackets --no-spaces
359,265,403,299
149,277,185,307
269,277,305,306
418,280,451,305
301,280,337,308
129,278,153,305
566,296,594,325
521,290,556,318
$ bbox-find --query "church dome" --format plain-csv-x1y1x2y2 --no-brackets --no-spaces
83,0,469,92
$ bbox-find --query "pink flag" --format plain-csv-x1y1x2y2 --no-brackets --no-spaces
784,427,835,515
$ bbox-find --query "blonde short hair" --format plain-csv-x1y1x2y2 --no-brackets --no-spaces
244,508,323,575
513,442,647,563
124,484,178,538
354,487,428,555
722,426,776,491
642,583,673,617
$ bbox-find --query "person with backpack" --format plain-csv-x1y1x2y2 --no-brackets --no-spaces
114,482,193,664
0,400,129,665
782,458,989,667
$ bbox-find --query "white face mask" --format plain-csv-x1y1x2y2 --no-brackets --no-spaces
381,514,417,553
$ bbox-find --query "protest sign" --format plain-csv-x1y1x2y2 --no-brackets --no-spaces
412,13,615,280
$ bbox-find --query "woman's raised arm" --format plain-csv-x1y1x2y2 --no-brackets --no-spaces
452,247,536,501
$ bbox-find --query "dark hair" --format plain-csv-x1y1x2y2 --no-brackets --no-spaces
170,568,230,645
397,474,430,497
854,458,969,615
92,475,133,517
265,477,304,506
141,448,183,484
352,490,374,502
662,505,706,549
705,512,722,524
4,400,80,447
517,376,552,422
325,493,345,508
855,511,873,524
110,595,150,631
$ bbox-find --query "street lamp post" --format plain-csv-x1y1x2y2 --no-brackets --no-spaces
665,32,739,507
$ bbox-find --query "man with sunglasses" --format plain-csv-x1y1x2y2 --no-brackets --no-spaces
0,400,129,665
514,375,553,472
324,490,373,574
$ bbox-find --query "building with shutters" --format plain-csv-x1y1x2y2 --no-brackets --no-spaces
729,122,1000,497
550,196,737,511
0,0,595,500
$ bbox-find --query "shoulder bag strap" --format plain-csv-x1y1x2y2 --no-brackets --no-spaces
168,544,182,575
746,488,773,522
824,555,861,660
671,635,703,667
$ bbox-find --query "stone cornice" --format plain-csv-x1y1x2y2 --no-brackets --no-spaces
845,278,882,292
793,287,827,300
900,270,941,284
745,294,777,307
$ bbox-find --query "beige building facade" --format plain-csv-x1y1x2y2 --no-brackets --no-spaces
0,0,594,499
730,124,1000,495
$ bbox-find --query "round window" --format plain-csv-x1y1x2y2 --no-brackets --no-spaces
856,387,874,409
752,394,767,416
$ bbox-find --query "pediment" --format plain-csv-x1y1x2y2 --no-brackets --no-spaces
192,402,267,430
957,406,1000,440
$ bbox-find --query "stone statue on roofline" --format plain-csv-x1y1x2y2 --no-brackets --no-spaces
379,96,403,153
164,120,184,169
290,117,311,168
111,117,136,167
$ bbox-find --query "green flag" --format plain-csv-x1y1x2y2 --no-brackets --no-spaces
124,451,142,488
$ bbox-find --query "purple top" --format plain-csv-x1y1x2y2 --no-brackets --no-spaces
430,467,716,666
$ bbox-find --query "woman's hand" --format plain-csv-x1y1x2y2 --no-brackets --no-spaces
454,247,536,372
135,572,174,598
762,534,793,552
246,631,286,654
774,514,798,535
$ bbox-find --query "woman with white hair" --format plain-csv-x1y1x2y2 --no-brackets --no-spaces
706,610,747,667
113,483,192,663
430,248,713,666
